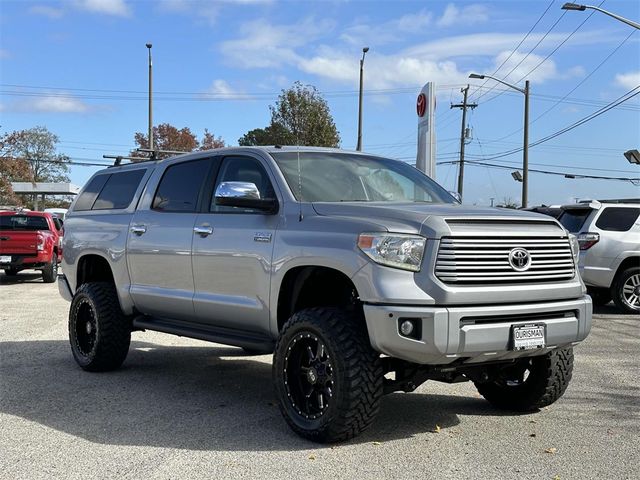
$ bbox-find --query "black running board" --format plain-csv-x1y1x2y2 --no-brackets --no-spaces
132,316,275,352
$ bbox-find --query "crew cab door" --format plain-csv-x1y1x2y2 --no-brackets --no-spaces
127,157,214,320
191,155,280,335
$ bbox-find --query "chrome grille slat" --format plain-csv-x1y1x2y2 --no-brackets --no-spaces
435,235,574,285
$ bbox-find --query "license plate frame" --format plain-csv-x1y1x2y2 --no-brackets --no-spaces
512,324,546,351
0,255,11,264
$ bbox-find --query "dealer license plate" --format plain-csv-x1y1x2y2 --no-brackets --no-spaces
512,324,546,351
0,255,11,264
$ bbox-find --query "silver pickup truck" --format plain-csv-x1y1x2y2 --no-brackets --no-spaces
58,147,592,442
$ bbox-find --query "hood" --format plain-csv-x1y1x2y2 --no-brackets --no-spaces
311,202,562,237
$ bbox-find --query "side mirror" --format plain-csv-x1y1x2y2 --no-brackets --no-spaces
214,181,278,213
448,191,462,203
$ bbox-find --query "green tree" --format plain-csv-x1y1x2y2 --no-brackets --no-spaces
238,123,293,146
238,82,340,147
132,124,226,160
1,126,70,183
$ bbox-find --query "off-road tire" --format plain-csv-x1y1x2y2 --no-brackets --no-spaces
587,287,611,307
69,282,131,372
611,266,640,314
273,307,384,443
4,268,19,276
42,260,57,283
475,347,573,411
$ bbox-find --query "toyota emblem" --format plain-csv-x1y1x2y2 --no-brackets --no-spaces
508,248,531,272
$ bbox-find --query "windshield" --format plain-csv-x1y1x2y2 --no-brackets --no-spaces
271,152,456,204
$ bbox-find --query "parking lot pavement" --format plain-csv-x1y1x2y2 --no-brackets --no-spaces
1,272,638,480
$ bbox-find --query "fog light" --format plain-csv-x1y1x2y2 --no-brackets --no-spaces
400,320,414,336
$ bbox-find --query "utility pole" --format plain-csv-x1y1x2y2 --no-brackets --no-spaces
450,85,477,200
146,43,154,159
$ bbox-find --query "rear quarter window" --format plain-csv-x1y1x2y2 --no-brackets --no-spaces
74,169,146,211
559,209,593,233
595,207,640,232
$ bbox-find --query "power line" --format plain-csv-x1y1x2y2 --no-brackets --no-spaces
470,0,556,102
474,9,569,104
436,159,639,184
482,28,637,144
472,86,640,161
478,0,604,106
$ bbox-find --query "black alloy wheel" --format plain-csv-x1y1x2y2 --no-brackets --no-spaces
73,299,98,358
283,332,335,420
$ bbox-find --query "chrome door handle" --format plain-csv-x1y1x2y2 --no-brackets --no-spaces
193,226,213,237
130,225,147,236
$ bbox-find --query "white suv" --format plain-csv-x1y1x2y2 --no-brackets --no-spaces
559,199,640,313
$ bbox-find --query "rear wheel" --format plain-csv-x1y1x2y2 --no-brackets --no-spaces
273,307,384,443
69,282,131,372
42,260,57,283
587,287,611,306
475,348,573,411
612,266,640,314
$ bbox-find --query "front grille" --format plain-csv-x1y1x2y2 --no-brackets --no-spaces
435,236,575,284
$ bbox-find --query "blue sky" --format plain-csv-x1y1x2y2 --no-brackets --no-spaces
1,0,639,206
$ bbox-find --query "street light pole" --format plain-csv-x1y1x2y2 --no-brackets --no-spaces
561,3,640,29
146,43,153,156
522,80,530,208
469,73,530,207
356,47,369,151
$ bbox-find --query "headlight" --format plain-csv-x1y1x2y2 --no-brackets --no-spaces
358,233,426,272
569,234,580,265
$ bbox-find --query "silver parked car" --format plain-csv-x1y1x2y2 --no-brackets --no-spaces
559,199,640,313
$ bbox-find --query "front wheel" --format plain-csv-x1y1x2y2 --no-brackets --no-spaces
475,348,573,411
612,266,640,314
69,282,131,372
273,307,384,443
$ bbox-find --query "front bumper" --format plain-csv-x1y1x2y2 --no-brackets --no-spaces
364,295,592,365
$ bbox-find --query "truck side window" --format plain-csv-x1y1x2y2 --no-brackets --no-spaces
152,159,210,212
211,156,275,213
595,207,640,232
93,169,146,210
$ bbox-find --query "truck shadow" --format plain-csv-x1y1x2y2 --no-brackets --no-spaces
593,303,636,317
0,271,44,284
0,339,525,450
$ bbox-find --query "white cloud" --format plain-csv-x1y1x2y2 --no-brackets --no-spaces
298,49,467,90
615,71,640,90
74,0,131,17
202,80,248,99
14,95,91,113
341,10,433,46
220,18,335,68
29,5,64,19
437,3,489,27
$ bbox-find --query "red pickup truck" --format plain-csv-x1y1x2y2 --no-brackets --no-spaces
0,211,63,283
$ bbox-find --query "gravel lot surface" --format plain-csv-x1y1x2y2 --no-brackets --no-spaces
1,271,638,480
